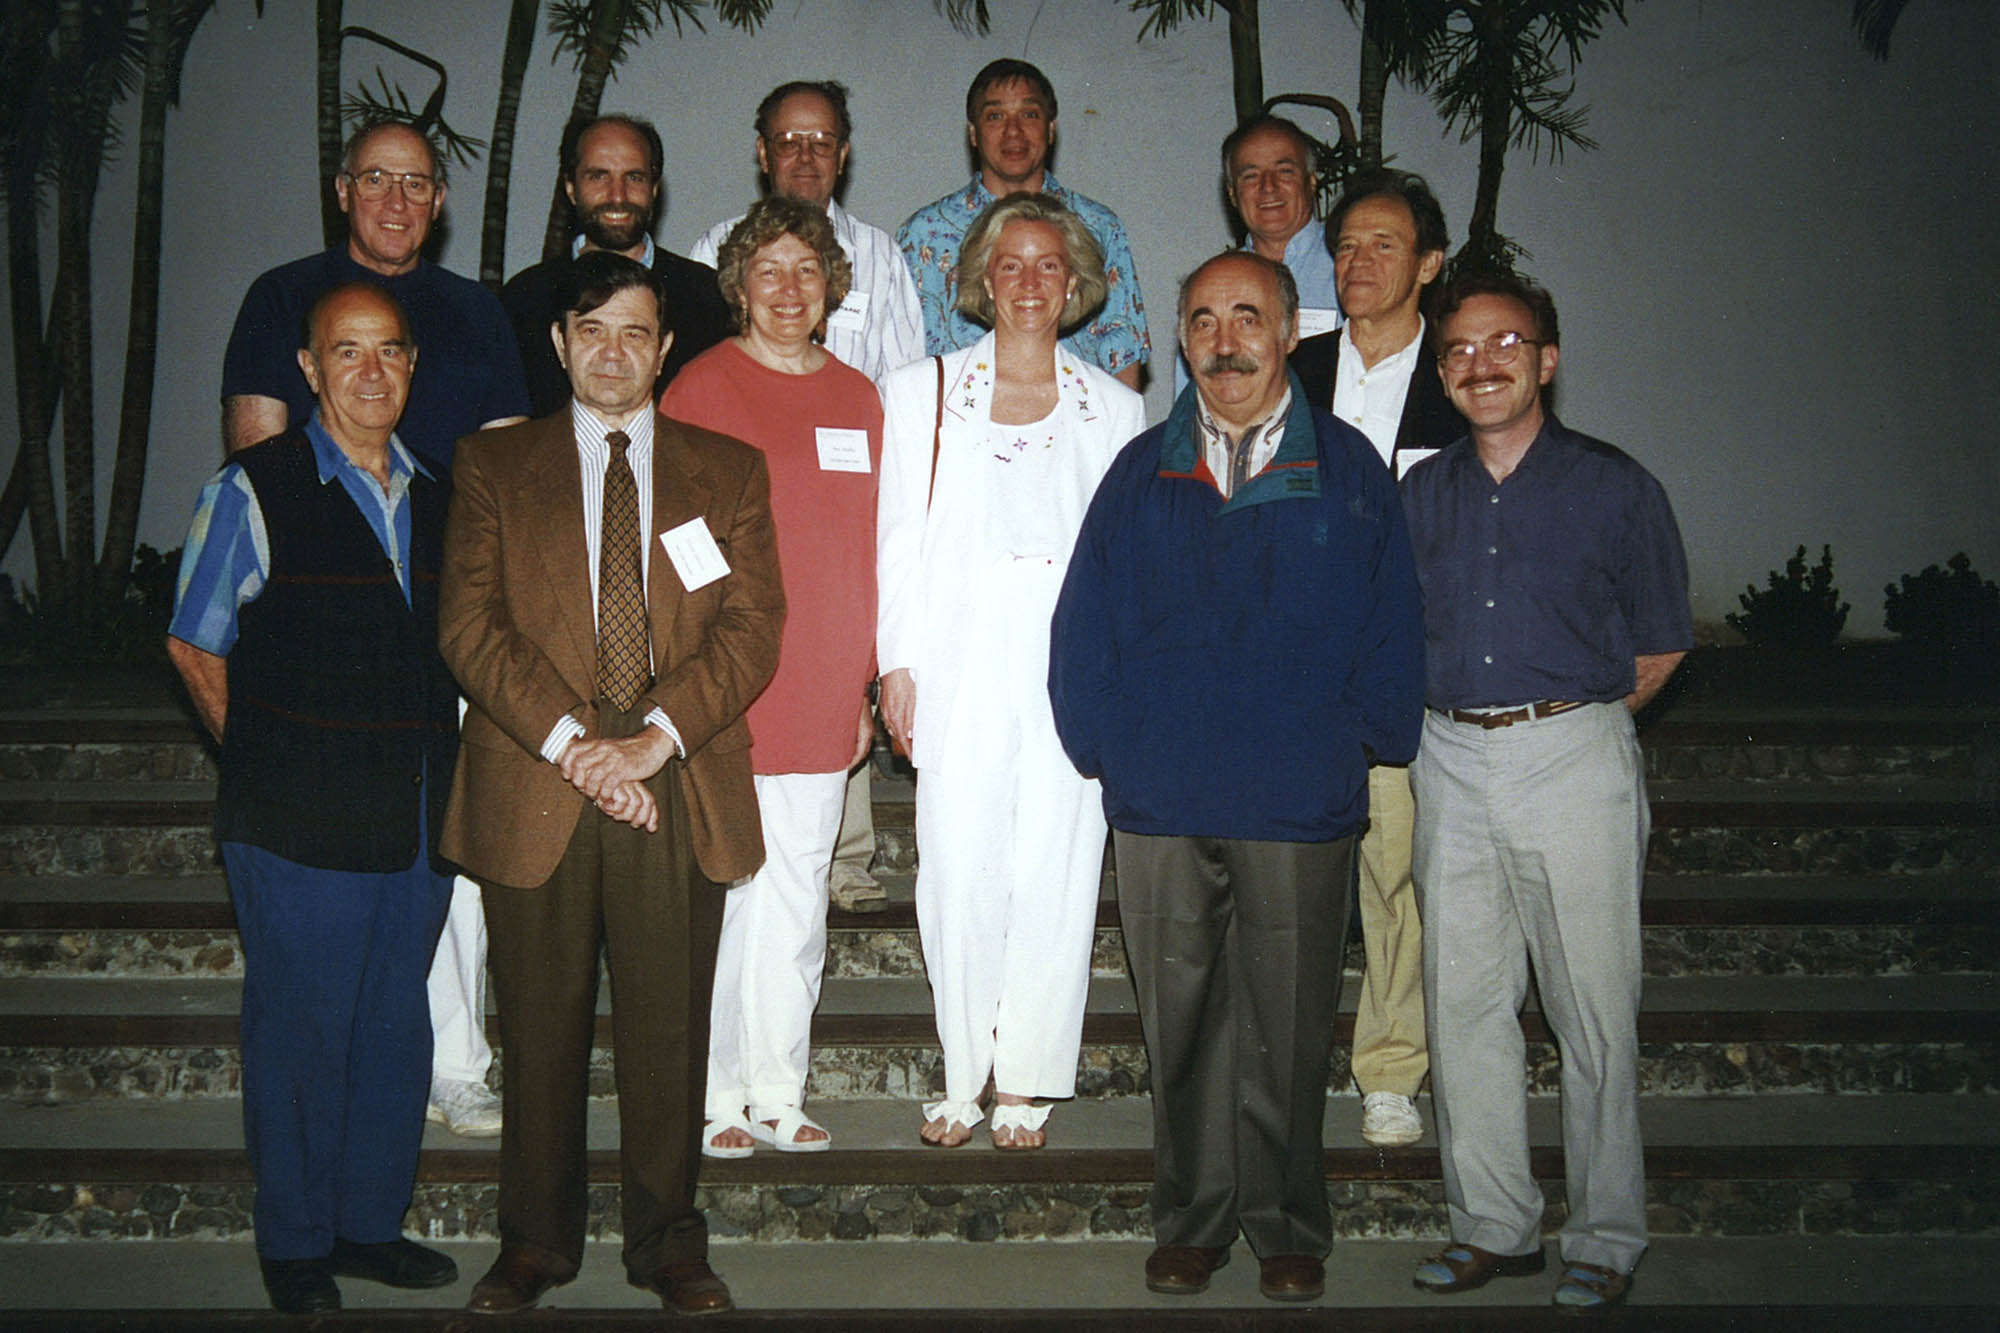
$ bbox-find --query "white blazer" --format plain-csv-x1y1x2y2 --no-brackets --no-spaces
875,333,1147,769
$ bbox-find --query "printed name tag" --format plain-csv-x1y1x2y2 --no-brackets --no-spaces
816,427,872,474
827,289,870,333
1395,447,1439,479
1296,306,1340,340
660,516,729,592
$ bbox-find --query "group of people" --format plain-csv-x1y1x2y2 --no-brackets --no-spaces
166,53,1689,1317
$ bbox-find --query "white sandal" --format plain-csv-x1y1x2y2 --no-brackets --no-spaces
701,1110,756,1159
989,1101,1052,1149
748,1104,832,1154
920,1097,984,1147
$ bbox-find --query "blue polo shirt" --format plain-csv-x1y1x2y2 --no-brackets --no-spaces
1399,416,1692,709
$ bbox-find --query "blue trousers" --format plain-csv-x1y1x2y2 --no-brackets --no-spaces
224,838,451,1259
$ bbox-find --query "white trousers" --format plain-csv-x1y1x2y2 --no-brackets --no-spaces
706,770,845,1120
430,698,493,1085
914,561,1107,1104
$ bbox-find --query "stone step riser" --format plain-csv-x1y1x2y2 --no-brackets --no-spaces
6,1175,1992,1244
9,924,1995,982
1645,744,1982,784
8,821,1993,879
7,1040,1993,1106
6,736,1983,787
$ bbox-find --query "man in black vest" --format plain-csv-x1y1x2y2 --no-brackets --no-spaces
167,283,461,1314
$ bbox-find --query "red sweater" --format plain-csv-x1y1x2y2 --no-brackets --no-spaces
661,340,881,774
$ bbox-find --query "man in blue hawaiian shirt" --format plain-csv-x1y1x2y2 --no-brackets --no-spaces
896,58,1149,390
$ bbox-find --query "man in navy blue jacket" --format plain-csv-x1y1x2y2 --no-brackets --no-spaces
1049,251,1424,1304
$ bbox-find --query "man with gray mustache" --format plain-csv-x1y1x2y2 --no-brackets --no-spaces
1050,250,1423,1305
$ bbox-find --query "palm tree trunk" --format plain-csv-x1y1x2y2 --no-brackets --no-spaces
1357,0,1388,168
53,0,124,603
1225,0,1263,124
541,0,629,262
480,0,540,288
317,0,344,249
100,0,188,601
1464,0,1512,271
2,0,64,586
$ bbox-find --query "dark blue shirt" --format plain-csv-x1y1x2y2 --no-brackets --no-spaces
222,248,530,473
1399,416,1691,709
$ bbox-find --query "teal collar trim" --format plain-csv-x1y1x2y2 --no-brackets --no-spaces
1159,368,1321,512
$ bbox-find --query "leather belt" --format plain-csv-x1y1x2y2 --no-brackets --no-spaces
1440,700,1588,729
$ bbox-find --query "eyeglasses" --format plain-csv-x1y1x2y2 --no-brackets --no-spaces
344,169,438,203
1439,330,1540,372
766,130,843,160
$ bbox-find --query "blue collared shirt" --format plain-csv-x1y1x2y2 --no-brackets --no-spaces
1399,416,1693,709
168,415,429,655
896,171,1150,374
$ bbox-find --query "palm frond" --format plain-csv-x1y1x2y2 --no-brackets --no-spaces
1850,0,1909,59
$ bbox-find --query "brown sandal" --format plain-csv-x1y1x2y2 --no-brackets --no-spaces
1413,1243,1546,1293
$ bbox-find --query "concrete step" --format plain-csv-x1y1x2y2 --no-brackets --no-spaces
2,1236,1996,1322
4,1094,1995,1245
5,971,1995,1105
6,869,1996,981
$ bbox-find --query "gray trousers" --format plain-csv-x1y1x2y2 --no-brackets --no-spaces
1113,831,1355,1259
1411,702,1648,1273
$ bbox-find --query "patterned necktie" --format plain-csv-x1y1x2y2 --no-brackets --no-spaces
595,430,650,710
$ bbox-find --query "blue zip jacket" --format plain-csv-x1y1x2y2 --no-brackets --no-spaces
1048,373,1424,842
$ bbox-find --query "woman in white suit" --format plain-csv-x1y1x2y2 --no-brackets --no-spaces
876,192,1147,1149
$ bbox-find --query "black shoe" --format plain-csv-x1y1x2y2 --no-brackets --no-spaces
329,1236,459,1289
259,1257,340,1313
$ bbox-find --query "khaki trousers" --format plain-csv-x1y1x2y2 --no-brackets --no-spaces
1351,764,1428,1096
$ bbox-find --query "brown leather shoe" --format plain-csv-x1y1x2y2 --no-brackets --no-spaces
467,1246,571,1314
635,1256,735,1315
1258,1253,1326,1302
1144,1243,1232,1295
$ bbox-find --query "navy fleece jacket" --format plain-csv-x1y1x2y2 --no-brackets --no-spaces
1048,374,1424,842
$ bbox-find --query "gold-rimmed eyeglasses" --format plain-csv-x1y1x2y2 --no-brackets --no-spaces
1440,330,1541,372
765,131,842,160
343,169,438,203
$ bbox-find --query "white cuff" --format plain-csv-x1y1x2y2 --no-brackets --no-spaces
645,707,684,759
540,713,586,763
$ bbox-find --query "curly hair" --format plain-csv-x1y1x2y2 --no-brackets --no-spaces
953,192,1106,332
714,196,853,334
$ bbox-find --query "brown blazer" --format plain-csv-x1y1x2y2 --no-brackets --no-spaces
438,410,784,889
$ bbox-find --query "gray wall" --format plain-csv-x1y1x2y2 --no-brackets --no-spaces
9,0,1996,636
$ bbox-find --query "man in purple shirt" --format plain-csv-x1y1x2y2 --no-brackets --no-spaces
1398,272,1691,1313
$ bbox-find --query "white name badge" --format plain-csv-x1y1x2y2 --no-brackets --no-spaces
826,289,870,334
1296,306,1341,340
1395,447,1440,480
816,426,872,474
660,516,730,592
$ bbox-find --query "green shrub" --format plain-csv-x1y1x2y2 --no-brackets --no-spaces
1726,544,1849,649
0,544,181,665
1884,552,2000,653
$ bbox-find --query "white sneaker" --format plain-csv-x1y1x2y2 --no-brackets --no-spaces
1361,1091,1423,1147
427,1077,502,1137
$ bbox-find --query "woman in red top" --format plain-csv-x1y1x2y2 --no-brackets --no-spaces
660,196,881,1156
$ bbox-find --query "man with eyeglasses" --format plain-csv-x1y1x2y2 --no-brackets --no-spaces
898,58,1148,390
1288,168,1467,1153
1399,272,1690,1313
690,81,922,383
222,118,529,467
501,114,732,417
685,80,920,918
220,116,530,1145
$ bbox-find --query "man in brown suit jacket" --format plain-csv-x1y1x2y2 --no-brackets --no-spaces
439,251,782,1316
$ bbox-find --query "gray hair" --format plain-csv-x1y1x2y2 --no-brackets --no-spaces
1176,251,1300,341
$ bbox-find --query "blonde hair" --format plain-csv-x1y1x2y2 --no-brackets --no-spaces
954,192,1107,331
